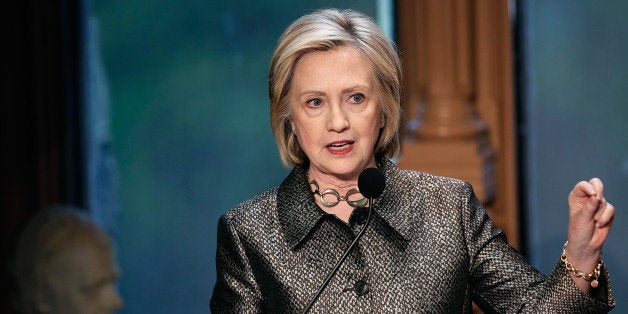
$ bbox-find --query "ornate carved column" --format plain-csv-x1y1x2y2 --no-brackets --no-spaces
397,0,495,204
396,0,519,246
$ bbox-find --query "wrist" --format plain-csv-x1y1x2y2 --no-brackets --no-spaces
564,240,601,268
561,241,603,288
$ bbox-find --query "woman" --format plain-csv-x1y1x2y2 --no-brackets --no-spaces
211,9,615,313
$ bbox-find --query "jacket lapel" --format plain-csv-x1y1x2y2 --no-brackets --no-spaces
277,164,325,250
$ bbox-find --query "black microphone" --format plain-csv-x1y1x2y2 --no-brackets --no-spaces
357,167,386,199
302,168,385,313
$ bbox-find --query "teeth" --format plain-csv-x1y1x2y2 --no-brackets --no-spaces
328,142,351,149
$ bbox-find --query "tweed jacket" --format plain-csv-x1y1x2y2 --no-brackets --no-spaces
210,159,615,313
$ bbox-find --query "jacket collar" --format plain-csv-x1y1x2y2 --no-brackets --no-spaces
277,158,412,250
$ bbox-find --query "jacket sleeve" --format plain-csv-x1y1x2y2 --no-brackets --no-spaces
460,183,615,313
210,215,263,313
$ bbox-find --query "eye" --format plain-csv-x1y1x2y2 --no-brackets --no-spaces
307,98,323,108
349,93,365,104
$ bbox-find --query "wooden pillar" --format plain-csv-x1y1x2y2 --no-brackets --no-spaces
397,0,495,204
473,0,519,246
397,0,518,246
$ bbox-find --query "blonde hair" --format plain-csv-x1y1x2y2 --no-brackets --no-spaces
269,8,402,167
11,208,113,313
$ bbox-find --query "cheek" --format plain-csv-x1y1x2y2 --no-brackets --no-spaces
293,118,323,142
296,128,320,151
355,115,381,138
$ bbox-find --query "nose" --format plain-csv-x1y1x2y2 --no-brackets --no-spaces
326,102,349,132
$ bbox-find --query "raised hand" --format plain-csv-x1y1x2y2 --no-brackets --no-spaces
565,178,615,291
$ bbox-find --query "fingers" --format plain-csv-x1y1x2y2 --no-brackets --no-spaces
593,198,605,221
572,180,597,199
571,178,605,220
581,193,602,220
594,199,615,228
588,178,604,199
567,178,614,255
587,178,605,220
572,178,603,197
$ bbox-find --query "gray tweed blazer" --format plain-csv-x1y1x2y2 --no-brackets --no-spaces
210,159,614,313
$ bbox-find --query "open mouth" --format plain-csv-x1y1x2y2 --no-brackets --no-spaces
325,141,354,155
326,141,354,150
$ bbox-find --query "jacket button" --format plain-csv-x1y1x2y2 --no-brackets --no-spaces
353,280,369,296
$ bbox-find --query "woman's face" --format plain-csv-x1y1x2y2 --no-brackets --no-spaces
289,46,382,181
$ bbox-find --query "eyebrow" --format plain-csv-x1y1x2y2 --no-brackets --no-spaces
341,84,371,94
295,84,371,98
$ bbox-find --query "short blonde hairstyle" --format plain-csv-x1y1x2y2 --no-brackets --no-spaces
269,8,402,167
11,208,113,313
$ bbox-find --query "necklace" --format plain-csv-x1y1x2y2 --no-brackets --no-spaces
308,180,368,208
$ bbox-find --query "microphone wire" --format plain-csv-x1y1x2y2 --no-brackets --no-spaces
302,196,374,314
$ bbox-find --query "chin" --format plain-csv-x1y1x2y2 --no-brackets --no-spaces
324,162,365,178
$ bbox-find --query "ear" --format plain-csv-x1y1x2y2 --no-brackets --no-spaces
379,115,385,128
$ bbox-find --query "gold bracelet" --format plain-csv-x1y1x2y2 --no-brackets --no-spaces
560,241,603,288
